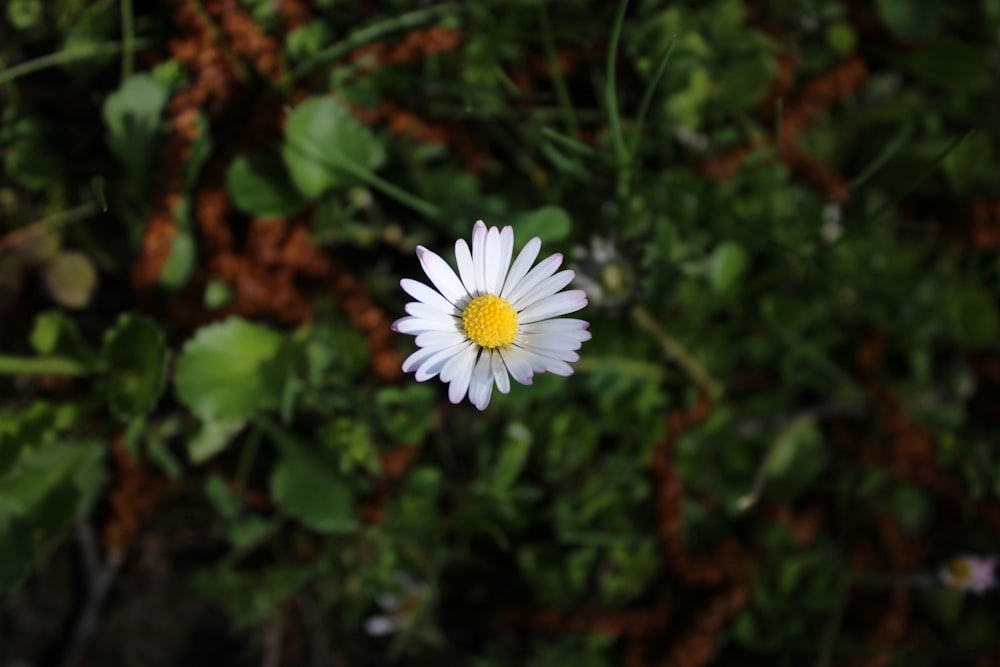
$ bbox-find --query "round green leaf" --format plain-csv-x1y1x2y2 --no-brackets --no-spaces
282,96,385,199
715,53,775,112
764,418,827,500
174,318,289,421
709,241,748,293
101,313,169,420
7,0,43,30
29,311,95,363
3,116,64,190
511,206,572,245
187,419,245,463
102,74,170,201
270,454,356,533
226,149,306,217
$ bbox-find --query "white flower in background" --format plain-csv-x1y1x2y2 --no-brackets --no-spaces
820,203,843,244
364,574,427,637
571,236,634,309
393,220,590,410
939,555,997,594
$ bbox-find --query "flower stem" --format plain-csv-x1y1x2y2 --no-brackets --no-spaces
630,305,721,398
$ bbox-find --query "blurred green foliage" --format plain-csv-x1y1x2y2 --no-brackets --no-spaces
1,0,1000,665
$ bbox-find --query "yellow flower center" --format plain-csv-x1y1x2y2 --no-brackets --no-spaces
462,294,518,349
949,558,971,585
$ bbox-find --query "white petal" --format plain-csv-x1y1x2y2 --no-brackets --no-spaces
518,327,592,348
414,343,466,382
503,253,563,307
392,316,456,335
520,318,591,334
401,278,455,314
516,346,575,376
468,353,495,410
415,330,467,349
494,226,515,294
402,345,442,374
500,237,541,299
542,359,575,376
471,220,488,294
524,344,579,362
491,349,511,394
498,347,534,385
405,301,459,325
440,341,477,382
448,350,477,404
518,290,587,323
518,330,584,351
483,225,502,297
455,238,476,295
417,246,468,305
510,269,575,311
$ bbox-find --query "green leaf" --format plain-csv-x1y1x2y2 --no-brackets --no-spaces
876,0,944,40
187,419,245,463
286,22,336,62
714,53,775,112
948,284,999,348
102,74,169,202
511,206,572,245
101,313,169,420
29,311,95,363
764,418,827,500
2,116,64,190
0,439,104,590
158,228,196,290
174,318,290,421
887,483,933,534
942,131,994,194
901,41,989,90
0,402,79,476
203,277,235,310
709,241,748,293
490,422,533,492
282,96,385,199
226,149,306,218
6,0,43,30
270,453,356,533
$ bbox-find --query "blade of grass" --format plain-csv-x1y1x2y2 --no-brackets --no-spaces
0,356,95,376
119,0,135,79
290,3,460,81
605,0,630,165
770,98,783,223
0,202,100,254
863,128,975,225
283,139,443,223
847,121,914,190
537,0,579,139
91,176,109,212
627,36,675,158
541,127,602,158
0,39,153,85
631,305,722,398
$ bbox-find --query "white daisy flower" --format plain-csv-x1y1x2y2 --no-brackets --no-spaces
393,220,591,410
